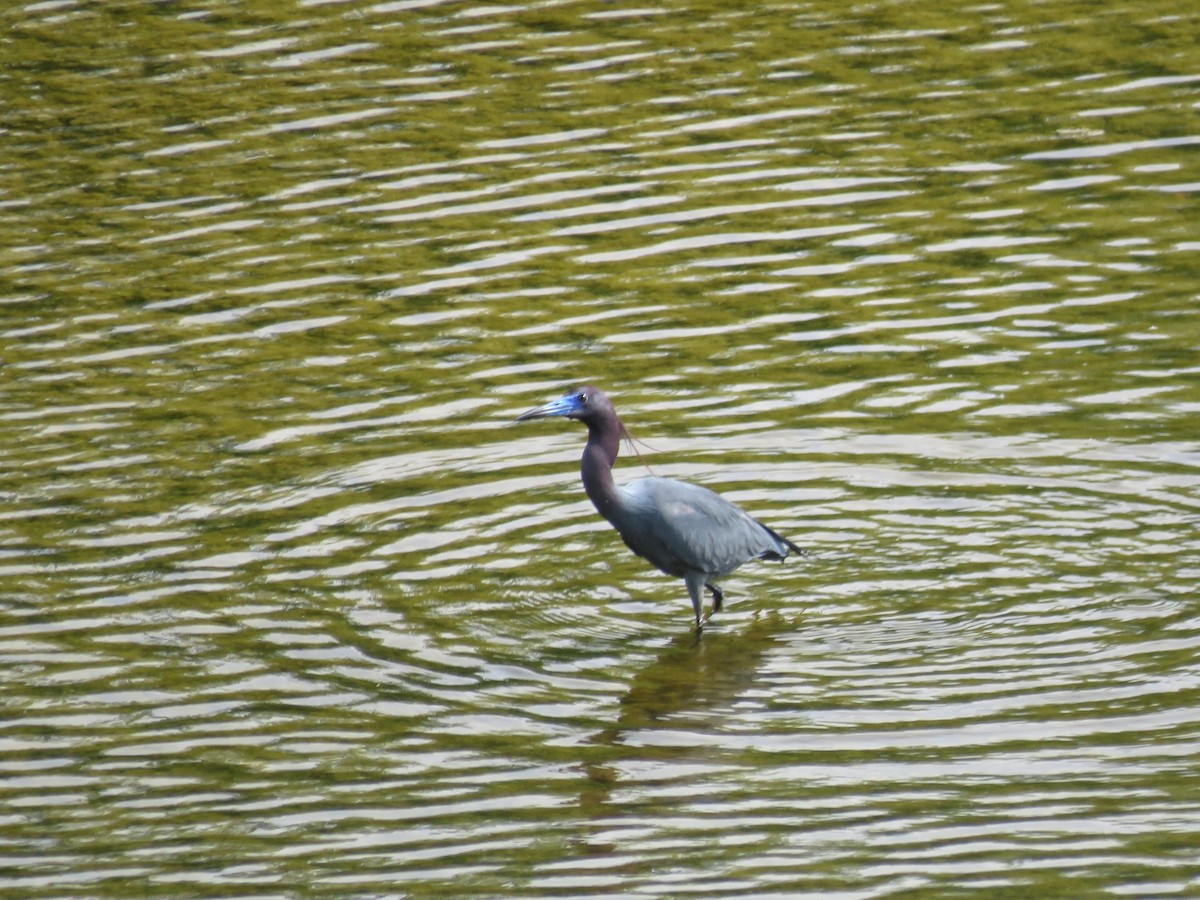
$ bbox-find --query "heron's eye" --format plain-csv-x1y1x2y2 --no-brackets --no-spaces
577,392,588,404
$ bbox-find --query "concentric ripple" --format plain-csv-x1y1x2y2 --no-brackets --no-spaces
2,0,1198,896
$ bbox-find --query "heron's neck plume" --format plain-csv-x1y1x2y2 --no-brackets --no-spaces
581,412,623,521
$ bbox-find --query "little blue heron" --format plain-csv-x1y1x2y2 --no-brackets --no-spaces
517,386,802,627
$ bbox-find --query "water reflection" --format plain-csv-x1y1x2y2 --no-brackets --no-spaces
582,614,791,816
3,0,1200,895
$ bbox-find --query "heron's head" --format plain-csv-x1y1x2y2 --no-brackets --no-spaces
516,385,611,423
516,386,645,466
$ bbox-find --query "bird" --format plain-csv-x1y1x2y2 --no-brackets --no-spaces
517,385,803,627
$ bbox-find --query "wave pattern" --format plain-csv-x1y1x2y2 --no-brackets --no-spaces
1,0,1199,896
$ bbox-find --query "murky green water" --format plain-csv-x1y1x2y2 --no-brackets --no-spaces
2,0,1199,896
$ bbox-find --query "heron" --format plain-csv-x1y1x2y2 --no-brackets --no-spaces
517,386,803,627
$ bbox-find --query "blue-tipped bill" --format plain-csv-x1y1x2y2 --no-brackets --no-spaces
516,392,583,421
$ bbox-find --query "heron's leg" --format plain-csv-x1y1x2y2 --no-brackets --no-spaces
684,571,706,628
706,582,724,613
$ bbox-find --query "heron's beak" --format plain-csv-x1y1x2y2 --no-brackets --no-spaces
516,394,578,421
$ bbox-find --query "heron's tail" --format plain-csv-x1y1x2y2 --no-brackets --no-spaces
761,523,806,560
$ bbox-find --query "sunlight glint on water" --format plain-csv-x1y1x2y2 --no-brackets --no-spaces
1,0,1198,896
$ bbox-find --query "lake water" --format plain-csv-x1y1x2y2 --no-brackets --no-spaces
2,0,1199,896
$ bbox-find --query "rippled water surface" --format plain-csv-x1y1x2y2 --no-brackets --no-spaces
3,0,1199,896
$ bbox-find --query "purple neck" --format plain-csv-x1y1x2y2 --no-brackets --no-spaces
581,413,622,521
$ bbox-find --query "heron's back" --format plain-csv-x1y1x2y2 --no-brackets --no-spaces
610,476,792,578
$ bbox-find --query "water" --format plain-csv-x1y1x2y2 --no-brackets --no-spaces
2,0,1199,896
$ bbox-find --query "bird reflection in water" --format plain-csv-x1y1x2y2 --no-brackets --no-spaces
576,612,791,824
